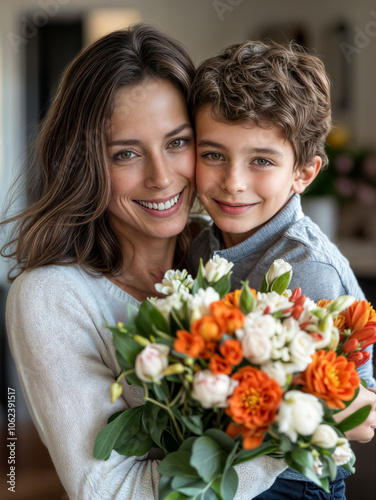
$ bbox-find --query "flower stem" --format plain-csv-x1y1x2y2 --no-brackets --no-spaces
144,396,184,443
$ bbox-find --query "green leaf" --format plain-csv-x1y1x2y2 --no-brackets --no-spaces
211,273,231,298
290,448,314,470
192,259,207,294
336,405,371,433
159,475,174,500
321,454,337,481
233,441,277,465
136,300,170,337
204,429,235,454
171,476,208,495
239,281,254,314
162,491,189,500
151,379,170,402
93,406,144,460
158,451,200,478
126,302,139,325
181,415,204,435
113,332,143,366
221,466,238,500
115,428,153,456
260,273,269,293
190,436,226,483
284,452,323,488
271,271,292,294
196,488,218,500
179,436,197,453
142,402,169,449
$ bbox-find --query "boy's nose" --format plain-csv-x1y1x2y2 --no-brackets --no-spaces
221,164,247,194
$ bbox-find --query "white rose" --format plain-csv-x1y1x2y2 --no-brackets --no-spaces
276,390,324,442
239,329,272,365
311,424,338,448
255,291,292,314
265,259,292,288
202,255,234,283
331,438,353,466
261,361,287,387
191,370,238,409
289,331,316,371
135,344,170,383
189,287,220,318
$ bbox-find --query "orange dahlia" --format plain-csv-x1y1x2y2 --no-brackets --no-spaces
210,302,245,335
209,354,233,375
191,315,223,341
174,330,204,358
301,350,360,409
226,366,283,442
219,338,243,365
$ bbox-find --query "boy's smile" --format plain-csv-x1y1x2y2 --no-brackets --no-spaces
195,106,317,248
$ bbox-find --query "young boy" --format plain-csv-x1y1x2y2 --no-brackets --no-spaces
189,40,376,499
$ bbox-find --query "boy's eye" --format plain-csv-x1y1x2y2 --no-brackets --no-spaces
204,152,223,161
254,158,271,166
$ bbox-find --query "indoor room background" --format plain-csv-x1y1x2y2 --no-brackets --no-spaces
1,1,376,499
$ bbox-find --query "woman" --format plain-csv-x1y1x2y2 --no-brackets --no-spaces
1,24,286,499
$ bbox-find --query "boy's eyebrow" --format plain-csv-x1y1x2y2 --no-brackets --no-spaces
197,140,284,157
107,123,192,147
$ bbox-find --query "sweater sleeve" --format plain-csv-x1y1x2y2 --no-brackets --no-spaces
6,268,160,500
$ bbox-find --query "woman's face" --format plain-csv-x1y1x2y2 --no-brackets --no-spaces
106,78,195,247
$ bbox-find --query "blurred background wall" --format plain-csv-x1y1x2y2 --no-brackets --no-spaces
0,0,375,498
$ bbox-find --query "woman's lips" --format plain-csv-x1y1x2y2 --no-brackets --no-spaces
216,200,256,215
134,189,185,218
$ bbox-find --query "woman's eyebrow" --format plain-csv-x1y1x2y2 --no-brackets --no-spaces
107,123,192,147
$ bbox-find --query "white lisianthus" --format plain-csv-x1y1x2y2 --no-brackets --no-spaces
135,344,170,383
307,315,334,349
331,438,352,466
311,449,323,476
189,287,220,318
155,269,194,295
191,370,238,409
239,328,272,365
289,331,316,371
255,291,292,314
202,255,234,283
276,391,324,442
311,424,338,449
148,293,185,319
262,361,287,387
296,297,317,324
265,259,292,287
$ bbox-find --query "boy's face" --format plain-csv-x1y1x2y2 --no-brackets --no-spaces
195,106,315,248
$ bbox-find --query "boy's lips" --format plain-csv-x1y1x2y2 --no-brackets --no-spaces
215,199,257,215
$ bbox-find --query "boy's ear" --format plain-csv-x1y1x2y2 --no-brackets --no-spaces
292,156,322,194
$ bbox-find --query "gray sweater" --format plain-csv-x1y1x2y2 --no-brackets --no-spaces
6,264,287,499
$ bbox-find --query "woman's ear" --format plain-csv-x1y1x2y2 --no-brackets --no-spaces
292,156,322,194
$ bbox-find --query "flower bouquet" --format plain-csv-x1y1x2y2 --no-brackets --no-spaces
94,257,376,500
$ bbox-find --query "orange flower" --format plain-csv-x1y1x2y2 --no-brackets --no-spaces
349,322,376,349
226,366,283,433
301,350,360,409
226,422,266,449
174,330,204,358
209,354,233,375
198,340,217,360
221,288,257,308
317,299,333,309
219,339,243,365
210,302,245,335
191,316,222,341
345,300,376,331
347,350,370,367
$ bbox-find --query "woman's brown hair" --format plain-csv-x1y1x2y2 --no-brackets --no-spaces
1,23,195,281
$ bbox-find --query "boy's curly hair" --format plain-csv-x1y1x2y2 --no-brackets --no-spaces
189,40,332,169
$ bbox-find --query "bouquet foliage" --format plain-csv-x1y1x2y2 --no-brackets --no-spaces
94,257,376,500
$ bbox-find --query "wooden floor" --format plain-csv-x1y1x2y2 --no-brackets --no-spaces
0,421,66,500
0,419,375,499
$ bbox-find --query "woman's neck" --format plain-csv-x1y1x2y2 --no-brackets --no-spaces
109,234,178,301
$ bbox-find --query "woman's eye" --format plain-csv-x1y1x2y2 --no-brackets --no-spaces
254,158,271,166
114,150,136,161
168,137,191,149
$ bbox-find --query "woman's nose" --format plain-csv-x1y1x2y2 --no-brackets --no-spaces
145,153,173,190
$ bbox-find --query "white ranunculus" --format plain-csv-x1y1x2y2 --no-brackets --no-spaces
311,424,338,449
189,287,220,318
331,438,352,466
289,331,316,371
276,391,324,442
148,293,185,319
265,259,292,287
191,370,238,409
202,255,234,283
261,361,287,387
155,269,194,295
135,343,170,383
255,291,292,314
